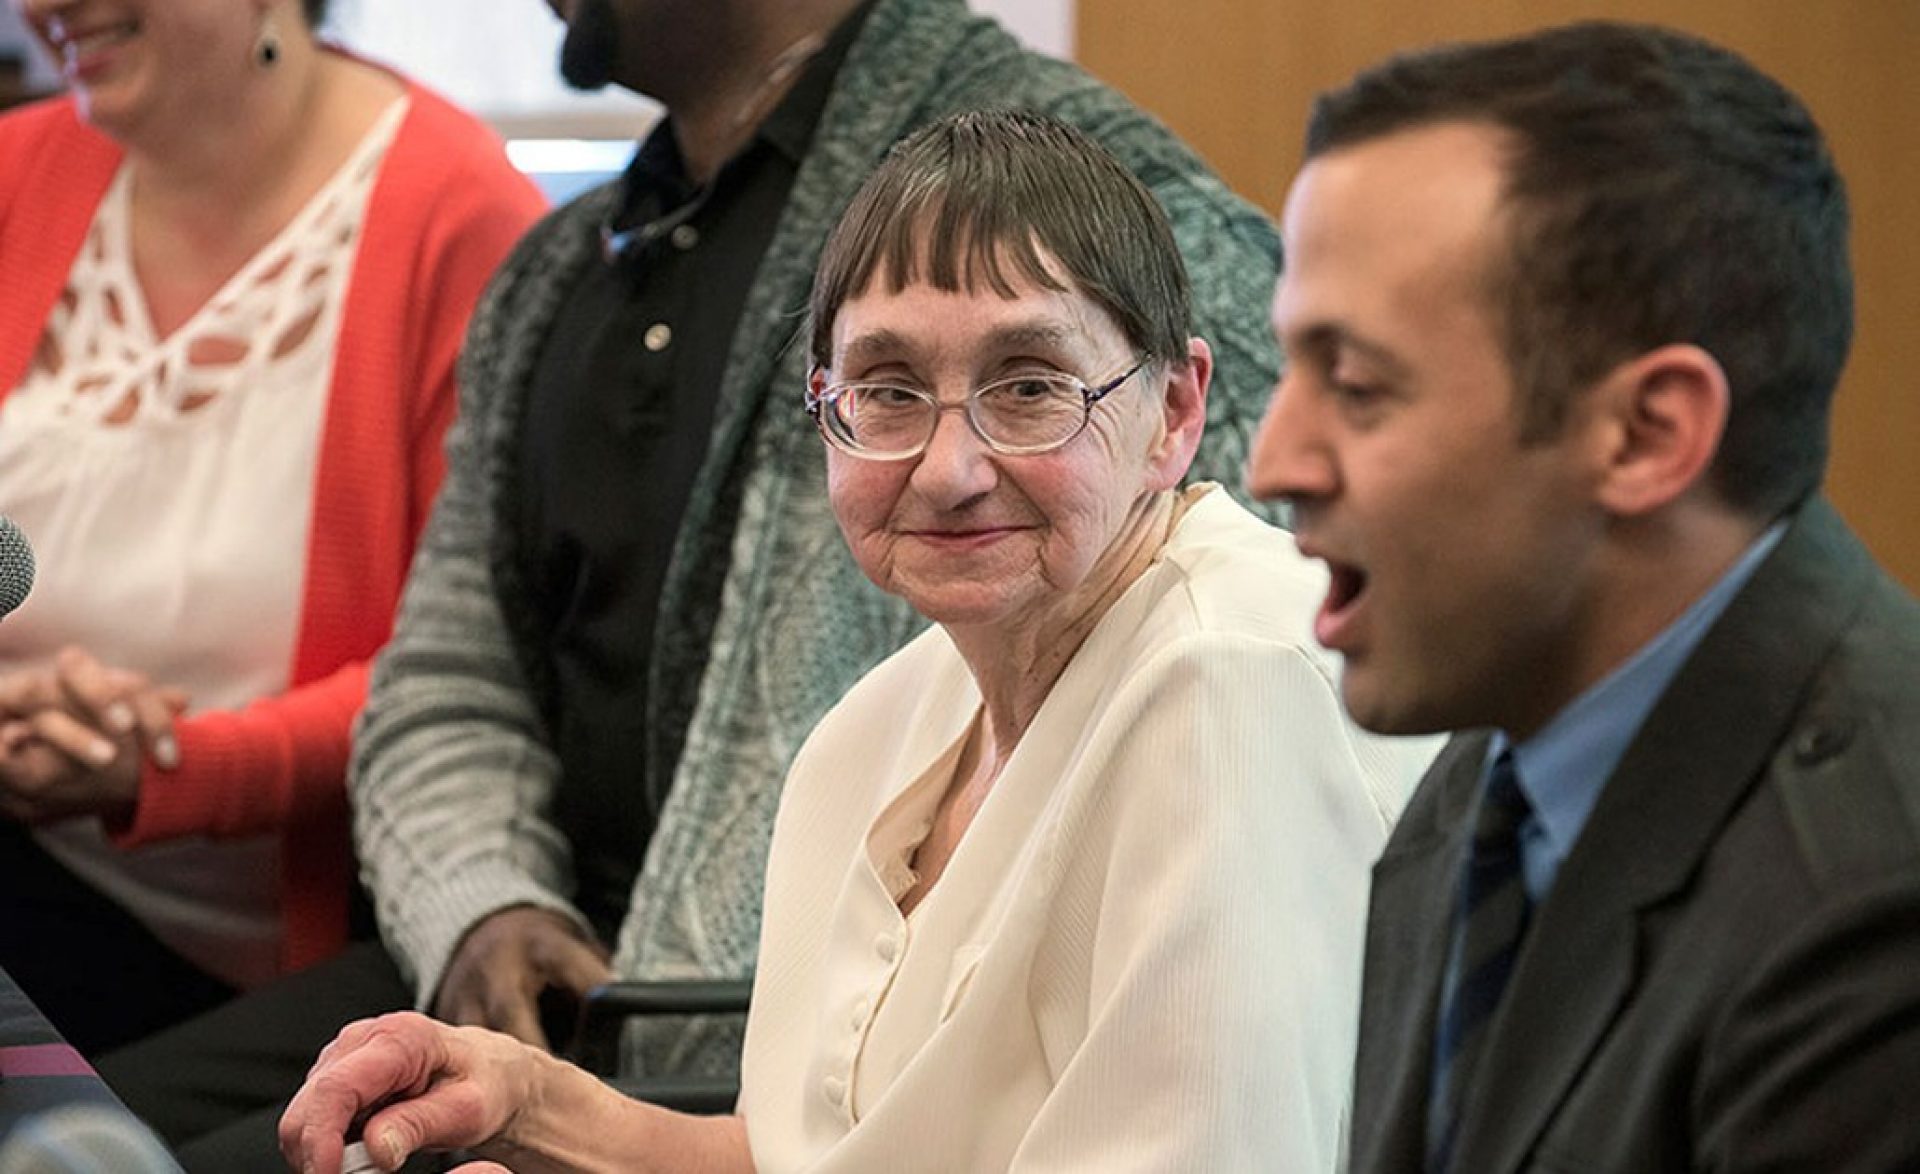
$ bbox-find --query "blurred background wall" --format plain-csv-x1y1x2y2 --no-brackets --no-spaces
319,1,1071,201
4,1,1911,589
322,0,1071,136
1077,0,1920,592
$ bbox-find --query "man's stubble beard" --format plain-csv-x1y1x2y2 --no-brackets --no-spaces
559,0,621,90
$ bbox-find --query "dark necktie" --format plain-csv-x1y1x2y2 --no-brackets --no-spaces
1426,749,1534,1173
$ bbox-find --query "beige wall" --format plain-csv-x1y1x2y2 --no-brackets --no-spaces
1081,1,1920,591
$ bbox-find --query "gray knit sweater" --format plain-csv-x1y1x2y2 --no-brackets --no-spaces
350,0,1283,1076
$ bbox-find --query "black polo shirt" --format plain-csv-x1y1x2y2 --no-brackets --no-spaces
515,9,869,941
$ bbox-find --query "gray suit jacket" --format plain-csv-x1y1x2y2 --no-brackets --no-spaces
1350,498,1920,1173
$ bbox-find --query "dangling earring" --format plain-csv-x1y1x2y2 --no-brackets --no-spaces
255,10,283,68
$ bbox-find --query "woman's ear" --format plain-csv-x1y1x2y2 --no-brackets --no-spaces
1145,337,1212,490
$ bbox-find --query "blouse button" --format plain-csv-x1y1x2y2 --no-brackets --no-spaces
875,932,899,963
670,223,700,249
823,1075,848,1106
643,322,673,352
851,998,870,1029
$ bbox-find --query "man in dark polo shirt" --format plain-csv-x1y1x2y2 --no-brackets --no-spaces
101,0,1284,1164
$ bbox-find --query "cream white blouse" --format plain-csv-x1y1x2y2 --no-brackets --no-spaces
739,487,1441,1172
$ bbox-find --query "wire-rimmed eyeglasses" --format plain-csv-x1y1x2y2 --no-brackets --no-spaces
805,356,1152,460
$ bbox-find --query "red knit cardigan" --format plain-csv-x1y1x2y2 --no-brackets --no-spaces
0,82,546,974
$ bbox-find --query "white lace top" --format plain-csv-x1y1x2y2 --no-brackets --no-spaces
0,98,409,989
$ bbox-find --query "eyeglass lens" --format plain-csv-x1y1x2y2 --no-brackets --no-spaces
829,374,1088,454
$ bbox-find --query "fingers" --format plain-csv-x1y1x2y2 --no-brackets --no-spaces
11,706,120,771
60,656,181,768
0,656,189,812
122,686,180,770
488,984,550,1052
435,907,607,1049
280,1014,443,1174
0,656,144,764
0,652,186,772
0,711,141,823
0,741,86,823
281,1014,533,1174
436,965,549,1050
535,924,616,999
0,668,62,717
52,647,143,740
357,1072,499,1170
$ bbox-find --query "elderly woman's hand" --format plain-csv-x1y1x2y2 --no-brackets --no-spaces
280,1012,539,1174
283,1011,754,1174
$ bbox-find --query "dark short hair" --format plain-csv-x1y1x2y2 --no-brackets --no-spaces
809,108,1192,373
1307,21,1852,518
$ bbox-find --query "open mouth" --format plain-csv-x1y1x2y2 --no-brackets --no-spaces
1315,558,1369,649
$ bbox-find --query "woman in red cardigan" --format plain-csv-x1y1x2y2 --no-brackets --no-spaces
0,0,545,1052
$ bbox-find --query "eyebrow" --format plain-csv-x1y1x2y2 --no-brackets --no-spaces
985,320,1080,353
837,318,1084,373
1291,321,1413,380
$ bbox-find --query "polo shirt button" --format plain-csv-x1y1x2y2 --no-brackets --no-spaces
644,322,673,352
670,223,700,249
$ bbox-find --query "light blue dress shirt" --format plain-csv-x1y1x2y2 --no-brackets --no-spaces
1490,523,1788,901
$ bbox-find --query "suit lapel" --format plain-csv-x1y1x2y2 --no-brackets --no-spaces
1351,734,1488,1174
1449,860,1637,1173
1454,501,1876,1172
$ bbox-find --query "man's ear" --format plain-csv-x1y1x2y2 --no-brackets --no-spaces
1146,337,1212,490
1587,343,1729,517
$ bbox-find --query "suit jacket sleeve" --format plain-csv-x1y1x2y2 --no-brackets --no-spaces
1696,868,1920,1171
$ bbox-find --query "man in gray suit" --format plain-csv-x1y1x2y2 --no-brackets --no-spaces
1249,21,1920,1174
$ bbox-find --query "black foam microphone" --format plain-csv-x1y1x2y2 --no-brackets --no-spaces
0,1104,182,1173
0,514,33,620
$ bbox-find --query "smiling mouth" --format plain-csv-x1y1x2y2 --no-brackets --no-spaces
909,527,1022,546
50,18,141,64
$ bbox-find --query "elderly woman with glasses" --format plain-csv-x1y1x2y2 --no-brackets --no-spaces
281,109,1436,1174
